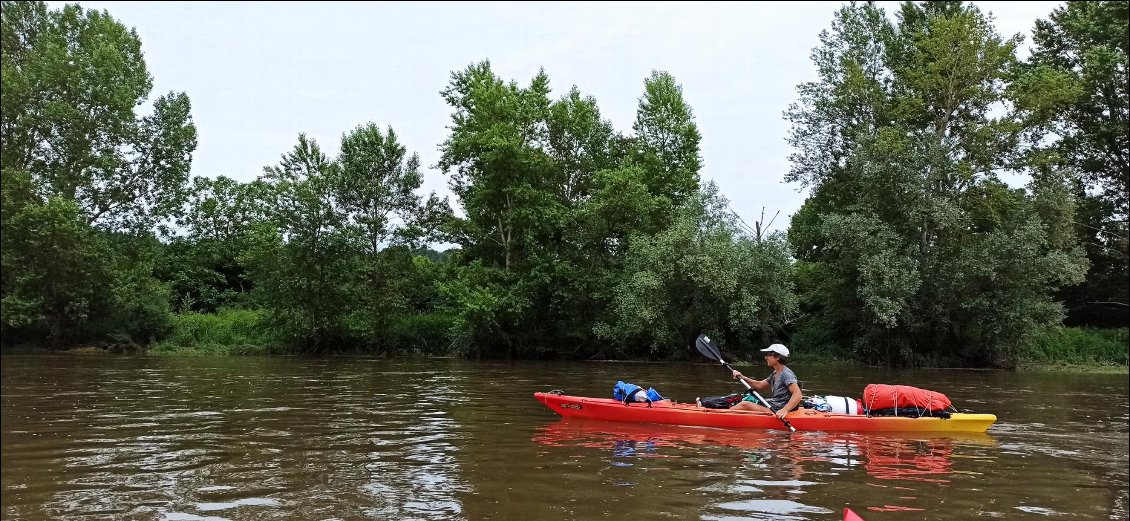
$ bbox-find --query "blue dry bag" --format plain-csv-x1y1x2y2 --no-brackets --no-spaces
612,380,664,406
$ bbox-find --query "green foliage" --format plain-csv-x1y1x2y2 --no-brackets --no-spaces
337,124,449,252
1024,327,1129,366
787,314,854,362
248,135,365,353
1,196,117,345
438,260,530,356
597,183,798,358
3,0,1118,366
1,2,187,349
149,309,282,355
385,313,456,355
334,125,451,350
439,61,559,271
439,62,593,356
785,2,1088,367
1025,1,1128,216
157,176,269,312
436,61,720,358
631,71,703,232
346,247,448,351
99,234,174,345
0,194,171,346
1018,1,1129,326
0,1,197,232
1056,188,1129,327
242,124,448,353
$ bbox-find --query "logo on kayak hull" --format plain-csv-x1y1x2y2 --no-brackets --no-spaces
560,403,582,410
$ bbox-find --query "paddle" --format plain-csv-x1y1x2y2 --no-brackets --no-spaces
695,333,796,432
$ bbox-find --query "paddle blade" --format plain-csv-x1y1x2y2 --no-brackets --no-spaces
695,334,722,362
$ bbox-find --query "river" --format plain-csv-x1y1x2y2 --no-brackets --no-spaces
2,355,1127,520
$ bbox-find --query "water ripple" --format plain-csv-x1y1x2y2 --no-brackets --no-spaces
2,356,1127,520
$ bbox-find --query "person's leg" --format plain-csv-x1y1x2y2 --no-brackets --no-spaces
731,400,773,413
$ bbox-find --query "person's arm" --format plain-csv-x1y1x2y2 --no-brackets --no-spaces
777,382,803,418
731,370,768,392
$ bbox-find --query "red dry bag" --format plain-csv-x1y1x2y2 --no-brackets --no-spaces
862,384,952,412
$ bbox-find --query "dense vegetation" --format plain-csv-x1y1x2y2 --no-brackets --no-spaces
2,1,1126,367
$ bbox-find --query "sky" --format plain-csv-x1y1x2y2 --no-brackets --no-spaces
51,1,1065,234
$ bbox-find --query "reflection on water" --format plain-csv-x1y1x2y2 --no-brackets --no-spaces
1,355,1127,520
533,418,996,490
1,357,473,520
531,419,999,519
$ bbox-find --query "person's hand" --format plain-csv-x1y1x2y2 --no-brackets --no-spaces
776,408,789,419
731,370,743,380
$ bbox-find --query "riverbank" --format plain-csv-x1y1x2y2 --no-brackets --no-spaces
6,330,1120,372
8,311,1126,372
1013,361,1130,374
1022,325,1129,365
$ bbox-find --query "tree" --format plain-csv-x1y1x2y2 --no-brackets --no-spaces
785,2,1087,367
597,183,798,358
437,61,568,355
1,2,191,347
1016,1,1129,325
1027,1,1128,217
437,61,712,357
158,176,271,312
249,135,363,353
335,123,449,345
1,1,197,231
337,124,448,255
632,71,703,233
0,194,170,347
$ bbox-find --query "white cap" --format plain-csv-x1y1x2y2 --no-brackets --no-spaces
760,344,790,357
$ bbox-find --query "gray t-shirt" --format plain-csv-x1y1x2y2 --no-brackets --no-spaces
765,366,798,409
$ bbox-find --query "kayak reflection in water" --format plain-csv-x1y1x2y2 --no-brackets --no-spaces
728,344,803,420
532,420,994,485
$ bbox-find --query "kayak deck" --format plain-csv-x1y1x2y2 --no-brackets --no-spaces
534,392,996,433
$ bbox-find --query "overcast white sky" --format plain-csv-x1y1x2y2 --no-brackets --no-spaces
54,1,1064,233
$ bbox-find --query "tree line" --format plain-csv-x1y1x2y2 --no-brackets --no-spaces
1,1,1125,366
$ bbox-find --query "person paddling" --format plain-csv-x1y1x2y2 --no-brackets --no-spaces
729,344,802,420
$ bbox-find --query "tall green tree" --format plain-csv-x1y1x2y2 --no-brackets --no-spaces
158,176,271,312
785,2,1087,367
1016,1,1129,325
249,135,362,353
1027,1,1128,216
632,71,703,233
1,1,197,231
1,196,115,345
437,61,711,357
437,62,560,355
597,183,798,358
439,61,555,272
0,188,171,346
245,126,447,353
337,124,447,255
1,2,191,347
335,123,449,345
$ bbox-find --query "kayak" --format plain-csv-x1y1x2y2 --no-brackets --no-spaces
534,392,996,433
534,418,996,448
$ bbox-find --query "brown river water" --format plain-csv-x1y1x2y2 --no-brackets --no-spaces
1,355,1127,520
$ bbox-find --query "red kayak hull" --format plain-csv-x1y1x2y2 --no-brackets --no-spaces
534,392,996,433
